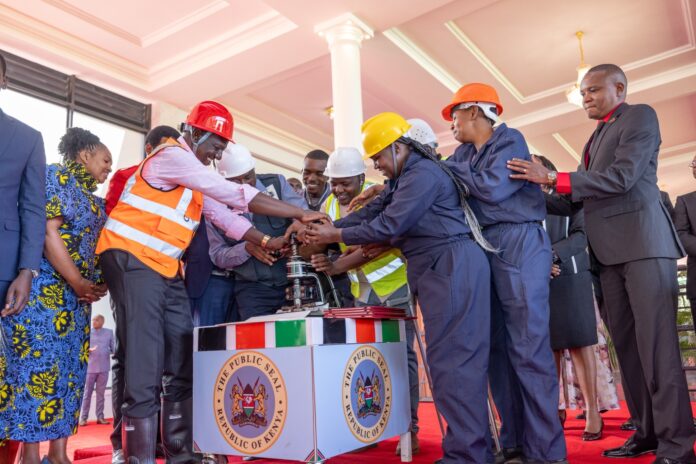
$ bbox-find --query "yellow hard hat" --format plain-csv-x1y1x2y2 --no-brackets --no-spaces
361,112,412,159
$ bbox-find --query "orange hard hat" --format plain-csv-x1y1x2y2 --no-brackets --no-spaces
186,101,234,142
441,83,503,121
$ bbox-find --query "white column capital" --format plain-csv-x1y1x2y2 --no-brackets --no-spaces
314,13,374,48
315,14,372,151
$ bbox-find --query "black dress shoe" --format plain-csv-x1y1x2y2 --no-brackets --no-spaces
620,419,638,431
602,439,657,458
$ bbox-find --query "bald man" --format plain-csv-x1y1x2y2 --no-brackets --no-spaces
80,314,115,426
509,64,695,463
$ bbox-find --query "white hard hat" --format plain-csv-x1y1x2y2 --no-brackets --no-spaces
405,118,438,147
216,143,255,178
324,147,366,178
450,102,499,123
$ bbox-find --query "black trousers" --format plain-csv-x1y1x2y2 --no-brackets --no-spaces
101,250,194,418
601,258,696,462
109,295,124,450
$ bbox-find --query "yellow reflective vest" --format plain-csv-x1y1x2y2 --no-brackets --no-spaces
324,182,407,299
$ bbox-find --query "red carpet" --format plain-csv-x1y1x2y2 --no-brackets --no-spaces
69,402,689,463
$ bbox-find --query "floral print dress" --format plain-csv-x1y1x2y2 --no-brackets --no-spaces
558,303,620,411
0,160,106,441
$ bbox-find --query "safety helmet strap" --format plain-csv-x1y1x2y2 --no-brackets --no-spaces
185,124,212,153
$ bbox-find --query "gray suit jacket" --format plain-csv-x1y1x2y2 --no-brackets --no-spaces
0,108,46,282
548,103,683,266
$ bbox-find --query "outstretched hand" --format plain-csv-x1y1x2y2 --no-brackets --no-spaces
361,243,392,259
310,253,336,275
265,236,287,252
284,220,307,242
348,184,385,212
305,221,341,245
246,241,278,265
299,210,331,224
507,158,551,185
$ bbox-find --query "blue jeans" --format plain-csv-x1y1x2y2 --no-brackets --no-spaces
190,275,237,326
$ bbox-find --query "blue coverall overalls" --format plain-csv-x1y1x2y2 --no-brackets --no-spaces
336,152,492,463
448,123,567,463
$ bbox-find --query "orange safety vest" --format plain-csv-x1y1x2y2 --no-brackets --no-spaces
96,140,203,278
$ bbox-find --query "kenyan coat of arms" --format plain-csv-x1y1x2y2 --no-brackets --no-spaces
214,351,287,455
342,345,392,443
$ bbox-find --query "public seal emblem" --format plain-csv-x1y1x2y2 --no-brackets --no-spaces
214,351,287,454
342,345,392,442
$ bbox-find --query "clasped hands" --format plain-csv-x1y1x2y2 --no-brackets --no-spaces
249,210,332,261
310,244,392,275
284,216,341,245
73,278,107,303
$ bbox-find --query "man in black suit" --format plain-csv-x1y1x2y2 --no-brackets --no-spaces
509,64,695,463
674,157,696,329
0,51,47,464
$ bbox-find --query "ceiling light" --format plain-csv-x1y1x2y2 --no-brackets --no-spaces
324,105,334,120
565,31,590,107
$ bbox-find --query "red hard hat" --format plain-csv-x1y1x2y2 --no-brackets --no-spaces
441,83,504,121
186,101,234,142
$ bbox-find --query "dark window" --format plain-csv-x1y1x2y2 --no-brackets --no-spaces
2,49,150,133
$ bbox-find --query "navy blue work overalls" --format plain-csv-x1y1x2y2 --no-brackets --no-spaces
337,152,491,463
448,124,567,463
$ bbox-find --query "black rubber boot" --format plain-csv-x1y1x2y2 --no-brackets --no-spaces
122,415,158,464
161,398,200,464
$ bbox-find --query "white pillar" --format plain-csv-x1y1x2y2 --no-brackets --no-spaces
315,14,373,152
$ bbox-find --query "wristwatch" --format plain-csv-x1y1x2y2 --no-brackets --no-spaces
261,235,271,249
20,268,39,278
547,170,558,187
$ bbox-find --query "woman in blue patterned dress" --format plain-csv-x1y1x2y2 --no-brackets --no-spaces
0,128,112,464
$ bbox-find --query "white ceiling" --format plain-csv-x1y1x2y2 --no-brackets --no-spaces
1,0,695,197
